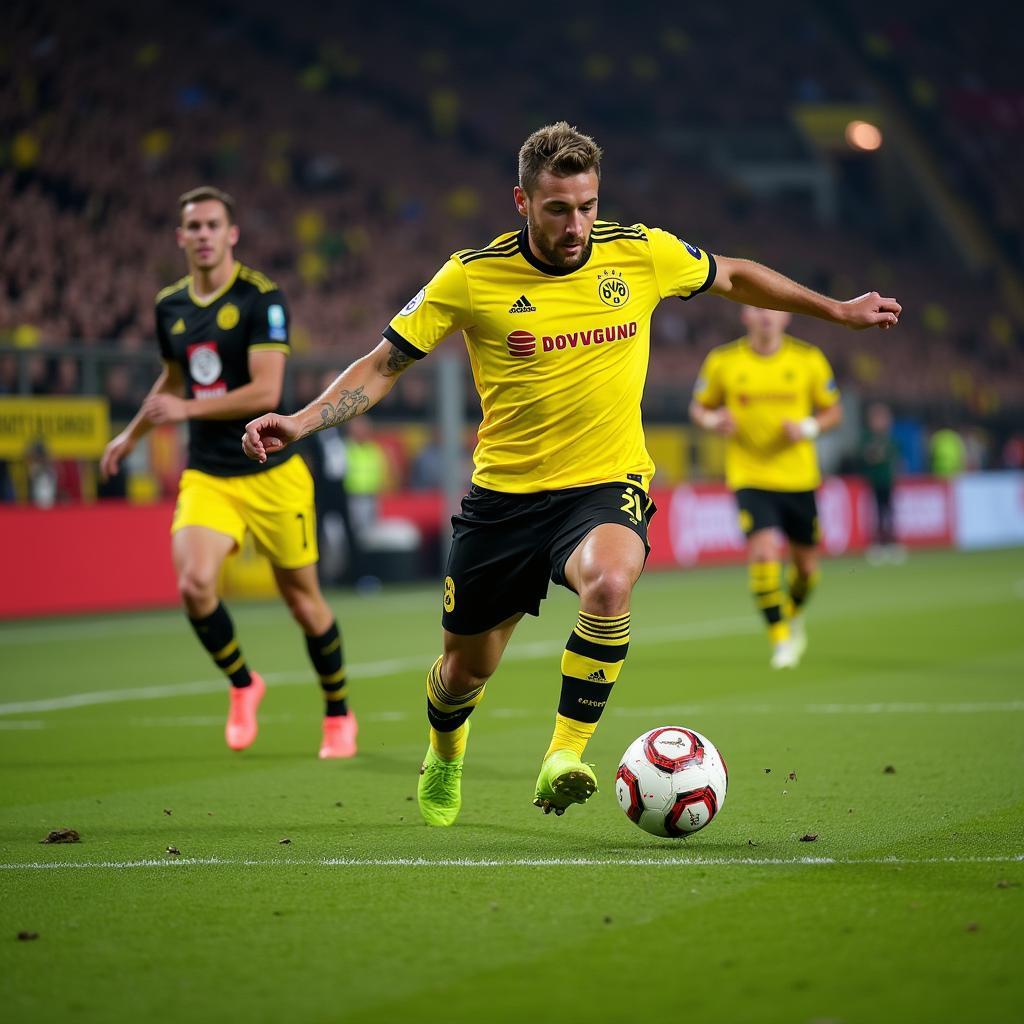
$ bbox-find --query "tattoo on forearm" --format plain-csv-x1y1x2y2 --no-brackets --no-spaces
383,345,415,377
316,387,370,431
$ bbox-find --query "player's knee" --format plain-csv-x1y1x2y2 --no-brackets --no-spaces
177,568,217,610
580,566,633,615
441,653,493,694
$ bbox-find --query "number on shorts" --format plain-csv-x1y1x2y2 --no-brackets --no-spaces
443,576,456,613
620,487,643,522
296,511,308,549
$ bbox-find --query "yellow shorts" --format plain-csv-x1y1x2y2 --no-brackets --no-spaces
171,455,318,569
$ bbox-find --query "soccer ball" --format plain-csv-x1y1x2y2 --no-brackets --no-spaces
615,726,728,838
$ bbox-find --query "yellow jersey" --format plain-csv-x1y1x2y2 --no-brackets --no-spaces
384,221,715,493
693,335,840,492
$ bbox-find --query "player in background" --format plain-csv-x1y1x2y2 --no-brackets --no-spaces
689,307,843,669
101,187,356,758
242,123,900,825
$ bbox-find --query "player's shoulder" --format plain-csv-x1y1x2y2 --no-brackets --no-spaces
591,220,650,246
155,274,190,307
784,334,825,357
453,230,521,267
707,337,746,361
236,263,281,296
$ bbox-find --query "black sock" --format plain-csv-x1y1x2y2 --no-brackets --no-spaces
188,602,252,688
307,620,348,716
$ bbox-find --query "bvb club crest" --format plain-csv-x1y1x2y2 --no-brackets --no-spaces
216,303,240,330
598,269,630,307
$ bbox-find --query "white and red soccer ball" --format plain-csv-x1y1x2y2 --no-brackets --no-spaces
615,726,728,838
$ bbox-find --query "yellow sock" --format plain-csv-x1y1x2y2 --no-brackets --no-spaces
430,724,468,761
749,562,788,645
425,655,484,761
544,714,597,760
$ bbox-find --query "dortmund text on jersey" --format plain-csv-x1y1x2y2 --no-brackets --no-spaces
384,222,715,493
155,264,290,477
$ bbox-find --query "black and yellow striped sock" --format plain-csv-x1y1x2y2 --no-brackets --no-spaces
785,566,820,620
306,620,348,717
545,611,630,760
425,656,485,760
188,602,252,688
749,561,789,645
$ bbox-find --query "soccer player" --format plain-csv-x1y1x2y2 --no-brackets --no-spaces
689,306,843,669
242,123,900,823
100,187,356,758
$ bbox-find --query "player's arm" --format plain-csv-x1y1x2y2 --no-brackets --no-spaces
709,257,901,330
242,340,415,463
689,398,736,436
100,362,185,480
143,350,286,424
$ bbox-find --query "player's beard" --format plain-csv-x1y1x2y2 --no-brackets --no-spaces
527,215,592,269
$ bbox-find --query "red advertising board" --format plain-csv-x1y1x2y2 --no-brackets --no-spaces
647,477,954,569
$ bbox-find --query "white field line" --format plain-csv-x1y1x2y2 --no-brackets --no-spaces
1,854,1021,871
0,617,755,717
110,700,1024,730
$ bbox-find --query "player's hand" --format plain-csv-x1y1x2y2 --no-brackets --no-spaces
243,413,302,463
839,292,902,330
100,432,134,481
143,394,190,423
782,419,804,443
711,408,737,436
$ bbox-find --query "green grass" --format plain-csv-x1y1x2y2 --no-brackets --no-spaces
1,548,1022,1024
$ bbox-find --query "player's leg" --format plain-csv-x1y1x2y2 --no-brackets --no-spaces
172,522,265,749
172,470,265,747
737,489,793,666
419,486,552,825
273,563,356,759
780,491,821,667
418,616,522,826
243,455,354,756
534,521,647,813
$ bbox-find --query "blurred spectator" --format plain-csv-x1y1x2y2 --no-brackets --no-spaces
930,425,966,477
859,402,904,563
1002,433,1024,469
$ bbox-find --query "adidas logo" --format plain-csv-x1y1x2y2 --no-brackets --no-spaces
587,669,608,682
508,295,536,313
171,318,186,335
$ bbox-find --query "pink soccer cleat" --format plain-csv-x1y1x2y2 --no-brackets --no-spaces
225,673,266,750
318,712,358,759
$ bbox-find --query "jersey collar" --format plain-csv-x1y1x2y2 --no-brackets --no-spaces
517,227,593,277
188,261,241,308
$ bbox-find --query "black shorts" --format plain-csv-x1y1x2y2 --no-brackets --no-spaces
441,482,657,635
735,488,819,547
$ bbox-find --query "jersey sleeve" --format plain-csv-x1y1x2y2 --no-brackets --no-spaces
647,227,717,301
382,257,473,360
247,289,290,354
692,349,724,408
809,347,840,408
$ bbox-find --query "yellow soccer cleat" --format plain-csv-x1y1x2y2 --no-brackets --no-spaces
533,749,598,816
417,721,469,826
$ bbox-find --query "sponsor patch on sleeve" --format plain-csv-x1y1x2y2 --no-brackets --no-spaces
267,303,287,341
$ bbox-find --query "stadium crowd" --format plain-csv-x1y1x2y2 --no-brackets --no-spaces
1,0,1021,431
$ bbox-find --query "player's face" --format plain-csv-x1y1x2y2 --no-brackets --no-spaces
515,170,599,269
177,200,239,272
741,305,791,345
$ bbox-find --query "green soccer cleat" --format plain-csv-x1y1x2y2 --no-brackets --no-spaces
417,722,469,827
533,749,598,816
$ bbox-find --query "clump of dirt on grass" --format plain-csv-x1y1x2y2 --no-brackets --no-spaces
40,828,80,844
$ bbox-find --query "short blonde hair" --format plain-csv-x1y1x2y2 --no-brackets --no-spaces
518,122,602,195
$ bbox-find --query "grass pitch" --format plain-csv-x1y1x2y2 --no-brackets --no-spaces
1,548,1022,1024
